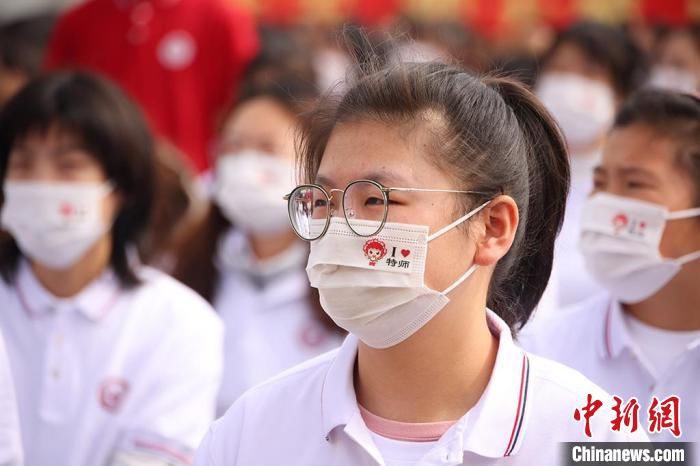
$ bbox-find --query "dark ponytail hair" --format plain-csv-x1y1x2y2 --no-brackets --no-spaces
482,77,570,327
298,30,570,329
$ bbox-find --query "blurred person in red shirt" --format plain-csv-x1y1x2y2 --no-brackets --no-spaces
45,0,259,173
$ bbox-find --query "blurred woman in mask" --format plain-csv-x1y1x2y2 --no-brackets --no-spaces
0,72,222,466
174,75,343,415
534,21,648,314
520,89,700,442
649,26,700,93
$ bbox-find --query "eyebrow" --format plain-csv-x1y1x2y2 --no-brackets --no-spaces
594,165,657,179
618,166,658,180
314,174,336,188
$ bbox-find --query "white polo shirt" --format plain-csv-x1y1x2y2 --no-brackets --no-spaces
0,329,22,466
0,260,224,466
196,310,645,466
214,230,342,414
519,294,700,443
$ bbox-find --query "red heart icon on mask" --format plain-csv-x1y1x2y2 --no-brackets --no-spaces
401,249,410,257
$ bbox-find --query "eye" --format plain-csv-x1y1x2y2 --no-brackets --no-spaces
313,198,328,208
625,180,649,190
364,196,385,207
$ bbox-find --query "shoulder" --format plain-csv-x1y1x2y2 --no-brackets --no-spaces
518,294,610,354
130,266,222,335
198,348,339,461
236,346,338,411
53,0,101,27
525,353,647,442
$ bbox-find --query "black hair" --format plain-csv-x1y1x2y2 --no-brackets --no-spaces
0,71,155,287
542,20,648,97
613,89,700,206
298,30,570,330
0,14,55,77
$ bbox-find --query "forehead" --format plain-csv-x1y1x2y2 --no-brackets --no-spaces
223,98,295,136
317,117,453,189
602,125,677,169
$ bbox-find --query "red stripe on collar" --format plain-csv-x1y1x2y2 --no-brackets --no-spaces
503,353,528,456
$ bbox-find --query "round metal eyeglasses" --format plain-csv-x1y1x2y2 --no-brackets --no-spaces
283,179,489,241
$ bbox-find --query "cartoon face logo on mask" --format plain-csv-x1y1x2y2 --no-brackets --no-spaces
612,213,629,234
612,212,647,237
363,239,387,266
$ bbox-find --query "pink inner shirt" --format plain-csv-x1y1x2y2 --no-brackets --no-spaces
359,405,457,442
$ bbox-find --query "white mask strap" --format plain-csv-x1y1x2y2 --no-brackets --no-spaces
666,207,700,220
443,263,479,295
677,249,700,266
427,200,491,242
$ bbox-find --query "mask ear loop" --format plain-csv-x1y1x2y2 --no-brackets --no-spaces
442,263,479,295
676,249,700,265
426,200,491,295
427,200,491,242
665,207,700,265
666,207,700,220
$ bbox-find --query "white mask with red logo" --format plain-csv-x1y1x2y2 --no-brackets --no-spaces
214,150,295,235
1,181,112,270
579,193,700,303
536,73,616,149
306,201,489,349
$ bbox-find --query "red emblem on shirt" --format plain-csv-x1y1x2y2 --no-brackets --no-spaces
362,239,387,266
99,377,129,413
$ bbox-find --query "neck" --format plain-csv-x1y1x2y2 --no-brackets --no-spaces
354,278,498,423
624,260,700,331
247,230,298,261
32,236,113,298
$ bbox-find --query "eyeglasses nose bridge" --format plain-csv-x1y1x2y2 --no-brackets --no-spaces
327,188,344,218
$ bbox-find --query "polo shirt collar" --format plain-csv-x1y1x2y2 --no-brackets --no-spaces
598,299,636,360
599,298,700,360
321,309,531,459
16,260,121,322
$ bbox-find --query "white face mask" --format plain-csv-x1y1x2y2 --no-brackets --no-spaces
214,150,295,235
306,201,489,349
579,193,700,303
536,72,616,149
1,181,113,270
648,66,698,94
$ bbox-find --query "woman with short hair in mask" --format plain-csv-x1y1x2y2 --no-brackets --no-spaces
534,21,649,315
0,72,223,466
195,35,646,466
520,90,700,442
173,75,343,415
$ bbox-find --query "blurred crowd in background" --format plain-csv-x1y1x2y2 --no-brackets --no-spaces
0,0,699,464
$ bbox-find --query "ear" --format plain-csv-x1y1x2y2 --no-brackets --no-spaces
473,195,519,267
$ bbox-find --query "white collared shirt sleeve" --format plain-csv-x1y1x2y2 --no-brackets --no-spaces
0,329,22,466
